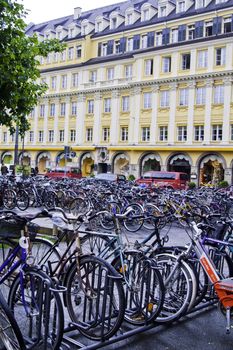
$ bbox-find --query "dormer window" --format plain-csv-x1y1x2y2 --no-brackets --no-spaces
68,28,74,38
142,8,150,21
96,21,102,32
126,13,133,25
57,31,62,40
196,0,205,8
82,25,88,36
111,17,117,29
160,6,167,17
177,0,185,12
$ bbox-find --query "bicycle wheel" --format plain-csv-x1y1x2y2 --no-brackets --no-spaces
69,197,90,215
154,253,195,323
113,251,165,325
44,191,57,209
30,236,61,272
99,202,121,230
3,189,17,210
143,203,163,230
16,189,29,211
123,203,144,232
0,290,26,350
80,234,117,261
8,267,64,350
65,255,125,341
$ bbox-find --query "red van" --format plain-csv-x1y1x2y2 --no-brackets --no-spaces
136,171,188,190
45,167,82,179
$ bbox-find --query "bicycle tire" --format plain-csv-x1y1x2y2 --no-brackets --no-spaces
8,267,64,350
69,196,90,215
0,290,26,350
113,251,165,325
80,234,117,261
123,203,144,232
3,189,17,210
65,255,125,341
143,203,163,230
16,189,29,211
154,253,195,323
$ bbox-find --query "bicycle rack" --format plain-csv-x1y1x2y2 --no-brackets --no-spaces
62,295,218,349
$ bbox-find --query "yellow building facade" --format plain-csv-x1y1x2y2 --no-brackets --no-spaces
1,0,233,184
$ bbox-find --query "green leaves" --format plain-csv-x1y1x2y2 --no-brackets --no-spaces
0,0,65,135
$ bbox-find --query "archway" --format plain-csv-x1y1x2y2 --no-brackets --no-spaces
81,153,94,177
168,154,191,178
113,153,130,176
140,153,161,175
199,154,225,186
19,151,31,166
1,151,13,165
36,152,51,174
56,152,65,167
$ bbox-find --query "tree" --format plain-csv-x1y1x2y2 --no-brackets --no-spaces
0,0,65,135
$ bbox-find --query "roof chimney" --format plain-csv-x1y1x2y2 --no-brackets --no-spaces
74,7,82,20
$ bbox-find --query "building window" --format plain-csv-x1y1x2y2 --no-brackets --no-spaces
104,98,111,113
144,59,153,76
160,90,170,107
188,25,195,40
125,64,133,78
177,126,187,141
30,108,35,118
71,102,77,115
194,125,204,141
68,47,74,60
76,45,82,58
51,76,57,89
212,125,222,141
111,17,117,29
216,47,226,66
115,40,120,53
72,73,79,88
155,32,162,46
196,87,206,105
181,53,191,70
223,17,232,33
122,96,130,112
197,50,208,68
61,75,67,89
86,128,93,142
160,6,167,17
68,28,74,38
213,85,224,104
141,127,150,142
87,100,94,114
90,70,97,82
142,8,150,21
162,56,171,73
60,102,66,116
159,126,168,141
70,129,76,142
120,127,128,141
29,131,34,143
143,92,152,109
59,130,64,142
48,130,54,142
127,37,133,51
102,127,110,142
126,13,133,25
205,21,213,37
50,103,55,117
40,104,45,117
141,34,148,49
38,130,44,143
96,21,102,33
177,0,185,12
60,50,66,61
107,68,114,81
101,43,108,56
196,0,205,8
171,28,178,43
179,88,188,106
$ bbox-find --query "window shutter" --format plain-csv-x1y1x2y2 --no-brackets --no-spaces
178,24,186,41
147,31,155,47
98,43,102,57
213,17,222,35
162,28,170,45
133,34,140,50
119,37,126,53
195,21,204,38
107,40,114,55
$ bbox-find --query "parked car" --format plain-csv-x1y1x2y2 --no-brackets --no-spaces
136,171,188,190
44,167,82,179
94,173,126,182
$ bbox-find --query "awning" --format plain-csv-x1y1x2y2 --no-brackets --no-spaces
19,151,31,159
1,151,12,158
200,155,223,168
114,153,129,163
37,152,51,162
170,154,190,165
81,153,94,163
142,154,160,165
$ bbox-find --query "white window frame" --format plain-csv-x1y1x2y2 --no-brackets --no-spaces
171,28,178,43
71,102,77,115
102,127,110,142
197,50,208,69
61,75,67,89
179,88,189,106
29,131,34,143
155,32,162,46
68,47,74,60
86,128,93,142
177,126,187,142
160,90,170,107
60,102,66,116
120,127,128,141
144,59,153,76
216,47,226,66
51,76,57,89
50,103,55,117
48,130,54,143
212,124,222,141
72,73,79,88
38,130,44,143
40,104,45,117
143,92,152,109
122,96,130,112
127,37,134,51
70,129,76,142
141,127,150,142
104,98,111,113
162,56,171,73
194,125,204,141
107,68,114,81
125,64,133,78
196,87,206,105
87,100,94,114
59,130,64,142
213,85,224,104
159,126,168,141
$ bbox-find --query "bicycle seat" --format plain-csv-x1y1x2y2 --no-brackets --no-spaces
215,278,233,292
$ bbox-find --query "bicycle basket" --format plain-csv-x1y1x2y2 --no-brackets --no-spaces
0,214,26,238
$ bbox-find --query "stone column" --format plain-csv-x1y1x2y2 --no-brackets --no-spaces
43,99,49,144
150,85,159,145
129,86,141,144
187,81,196,144
64,96,70,145
168,83,177,144
110,90,120,145
53,98,59,144
93,91,102,144
204,79,213,144
222,77,232,144
76,94,86,145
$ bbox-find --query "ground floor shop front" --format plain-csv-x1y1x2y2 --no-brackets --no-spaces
1,146,233,186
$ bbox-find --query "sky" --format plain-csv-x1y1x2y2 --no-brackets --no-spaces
19,0,126,24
